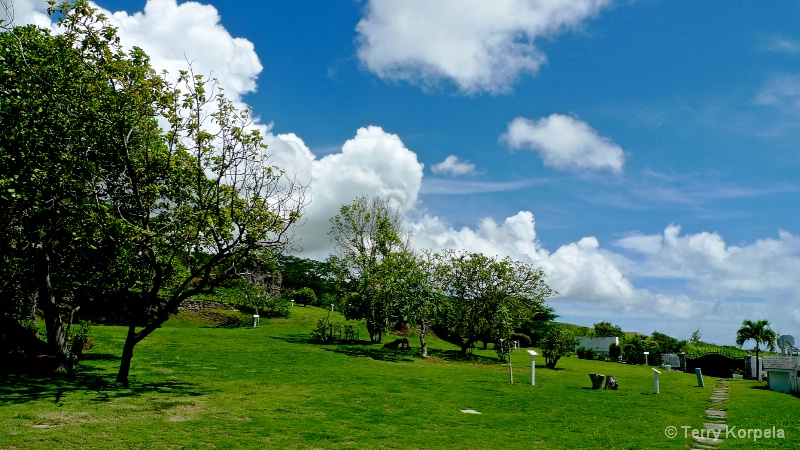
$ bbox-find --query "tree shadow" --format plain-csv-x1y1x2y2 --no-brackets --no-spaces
325,345,416,363
426,349,499,365
0,364,212,406
269,335,372,346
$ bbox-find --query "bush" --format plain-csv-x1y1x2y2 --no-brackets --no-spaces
261,297,290,318
608,342,621,360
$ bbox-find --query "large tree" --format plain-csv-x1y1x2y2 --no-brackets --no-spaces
431,249,554,356
0,4,145,371
328,195,410,343
1,1,306,384
735,319,777,381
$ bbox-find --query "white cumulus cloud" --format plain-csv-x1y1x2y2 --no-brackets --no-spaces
431,155,476,176
503,114,625,173
356,0,611,94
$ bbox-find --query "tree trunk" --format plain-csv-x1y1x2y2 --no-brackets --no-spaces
419,322,428,358
116,324,138,387
36,251,72,373
755,344,761,382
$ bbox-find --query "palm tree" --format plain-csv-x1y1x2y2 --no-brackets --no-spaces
735,319,777,381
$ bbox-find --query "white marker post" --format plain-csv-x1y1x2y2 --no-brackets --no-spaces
652,368,661,394
290,300,295,307
330,304,334,312
643,351,649,366
252,314,259,328
527,350,538,385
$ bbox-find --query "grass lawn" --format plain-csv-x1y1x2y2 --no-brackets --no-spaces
1,306,795,449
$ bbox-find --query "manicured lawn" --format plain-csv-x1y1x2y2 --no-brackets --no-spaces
0,306,794,449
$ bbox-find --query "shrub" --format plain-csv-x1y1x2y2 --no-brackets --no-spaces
261,297,290,318
608,342,621,360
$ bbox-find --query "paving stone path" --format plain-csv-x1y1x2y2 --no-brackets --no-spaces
692,379,730,449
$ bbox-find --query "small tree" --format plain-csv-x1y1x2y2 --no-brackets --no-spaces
328,196,410,343
736,319,777,381
540,324,577,369
288,287,317,307
430,249,554,357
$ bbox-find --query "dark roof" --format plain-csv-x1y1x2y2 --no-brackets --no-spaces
762,356,795,371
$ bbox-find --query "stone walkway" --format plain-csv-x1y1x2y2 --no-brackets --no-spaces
692,379,729,449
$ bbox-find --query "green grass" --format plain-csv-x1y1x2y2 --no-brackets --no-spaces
0,306,795,449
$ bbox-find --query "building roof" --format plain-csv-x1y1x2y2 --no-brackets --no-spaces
762,356,796,371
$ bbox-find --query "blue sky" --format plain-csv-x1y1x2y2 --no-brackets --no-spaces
11,0,800,346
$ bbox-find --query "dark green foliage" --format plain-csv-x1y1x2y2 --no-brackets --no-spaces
511,332,532,348
621,335,647,365
592,321,624,337
647,331,686,357
275,255,336,300
515,305,558,346
608,342,621,360
288,287,318,307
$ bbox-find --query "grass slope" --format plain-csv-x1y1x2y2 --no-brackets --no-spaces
0,306,795,449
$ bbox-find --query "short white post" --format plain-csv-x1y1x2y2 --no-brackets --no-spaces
643,351,649,366
290,300,295,307
652,368,660,394
514,340,519,350
527,350,538,385
252,314,259,328
330,303,334,312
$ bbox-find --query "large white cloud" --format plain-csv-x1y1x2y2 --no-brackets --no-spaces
356,0,611,94
104,0,262,101
503,114,625,173
293,126,425,258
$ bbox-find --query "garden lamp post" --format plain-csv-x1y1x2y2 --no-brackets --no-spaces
527,350,538,385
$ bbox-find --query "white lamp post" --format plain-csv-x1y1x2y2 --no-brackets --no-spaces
652,368,660,394
527,350,538,385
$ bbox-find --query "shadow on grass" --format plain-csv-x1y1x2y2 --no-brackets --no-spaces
269,335,372,346
325,345,416,363
0,363,212,406
426,349,499,365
